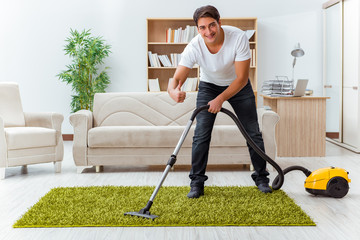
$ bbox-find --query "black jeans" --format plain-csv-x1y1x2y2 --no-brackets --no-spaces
190,81,270,187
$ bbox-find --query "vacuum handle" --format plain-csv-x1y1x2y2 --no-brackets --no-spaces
192,105,284,190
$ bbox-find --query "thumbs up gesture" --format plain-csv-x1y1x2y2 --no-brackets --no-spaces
169,81,186,103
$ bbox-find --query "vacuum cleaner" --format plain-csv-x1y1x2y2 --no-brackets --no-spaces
124,105,351,220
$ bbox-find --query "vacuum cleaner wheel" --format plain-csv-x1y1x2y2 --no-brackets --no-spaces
326,177,349,198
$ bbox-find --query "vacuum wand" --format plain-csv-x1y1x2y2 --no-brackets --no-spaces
151,119,194,200
124,105,285,220
124,119,195,219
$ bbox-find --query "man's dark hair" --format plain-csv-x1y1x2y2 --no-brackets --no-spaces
193,5,220,27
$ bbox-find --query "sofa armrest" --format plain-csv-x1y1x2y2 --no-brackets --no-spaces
0,116,7,168
69,110,93,166
24,112,64,161
257,108,280,160
24,112,64,131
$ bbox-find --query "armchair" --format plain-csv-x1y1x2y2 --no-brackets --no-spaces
0,82,64,179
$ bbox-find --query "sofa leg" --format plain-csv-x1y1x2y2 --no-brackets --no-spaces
250,164,254,171
21,165,28,174
77,166,93,174
0,168,5,180
54,162,62,173
96,166,104,173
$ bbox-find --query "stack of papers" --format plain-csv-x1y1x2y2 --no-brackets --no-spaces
261,76,293,96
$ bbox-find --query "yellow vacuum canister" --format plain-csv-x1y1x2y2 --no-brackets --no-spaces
304,167,351,198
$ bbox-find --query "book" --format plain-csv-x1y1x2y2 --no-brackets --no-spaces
148,51,154,67
250,49,256,67
166,28,171,43
166,26,198,43
165,55,172,67
169,53,181,66
170,54,175,67
184,25,190,42
149,78,160,91
153,53,161,67
180,77,198,92
158,55,167,67
157,55,172,67
171,30,175,43
150,52,183,67
191,78,198,91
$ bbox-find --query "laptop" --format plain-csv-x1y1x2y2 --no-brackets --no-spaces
271,79,309,97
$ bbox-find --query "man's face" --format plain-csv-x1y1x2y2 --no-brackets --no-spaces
197,17,221,45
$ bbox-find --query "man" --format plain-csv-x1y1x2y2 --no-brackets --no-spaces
168,5,272,198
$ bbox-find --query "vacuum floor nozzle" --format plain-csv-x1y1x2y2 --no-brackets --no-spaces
124,211,158,220
124,200,158,220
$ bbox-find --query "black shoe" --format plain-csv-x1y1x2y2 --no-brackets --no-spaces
187,186,204,198
257,183,272,193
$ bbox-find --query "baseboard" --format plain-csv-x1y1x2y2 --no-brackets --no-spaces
326,132,339,139
62,134,73,141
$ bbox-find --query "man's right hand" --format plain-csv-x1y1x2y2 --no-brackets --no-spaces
169,84,186,103
168,65,191,103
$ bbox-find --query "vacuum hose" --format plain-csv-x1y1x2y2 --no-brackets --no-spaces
273,165,312,186
191,105,285,190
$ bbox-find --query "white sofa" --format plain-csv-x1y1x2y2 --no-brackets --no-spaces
70,92,279,173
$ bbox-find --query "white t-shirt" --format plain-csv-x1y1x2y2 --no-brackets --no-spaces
179,25,251,86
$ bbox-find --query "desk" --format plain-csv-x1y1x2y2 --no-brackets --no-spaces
261,95,329,157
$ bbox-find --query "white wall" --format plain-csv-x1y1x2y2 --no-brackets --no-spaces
0,0,325,133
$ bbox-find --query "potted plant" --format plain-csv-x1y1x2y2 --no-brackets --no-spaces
58,29,111,112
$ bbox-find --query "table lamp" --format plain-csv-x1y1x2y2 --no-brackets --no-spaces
291,43,305,89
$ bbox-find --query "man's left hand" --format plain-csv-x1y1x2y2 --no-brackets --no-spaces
208,96,224,114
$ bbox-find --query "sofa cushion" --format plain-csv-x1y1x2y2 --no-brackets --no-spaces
88,126,246,148
5,127,57,150
0,82,25,127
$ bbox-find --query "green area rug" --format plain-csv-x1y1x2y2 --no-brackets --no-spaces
14,186,315,227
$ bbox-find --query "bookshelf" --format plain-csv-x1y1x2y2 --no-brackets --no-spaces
147,18,258,96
